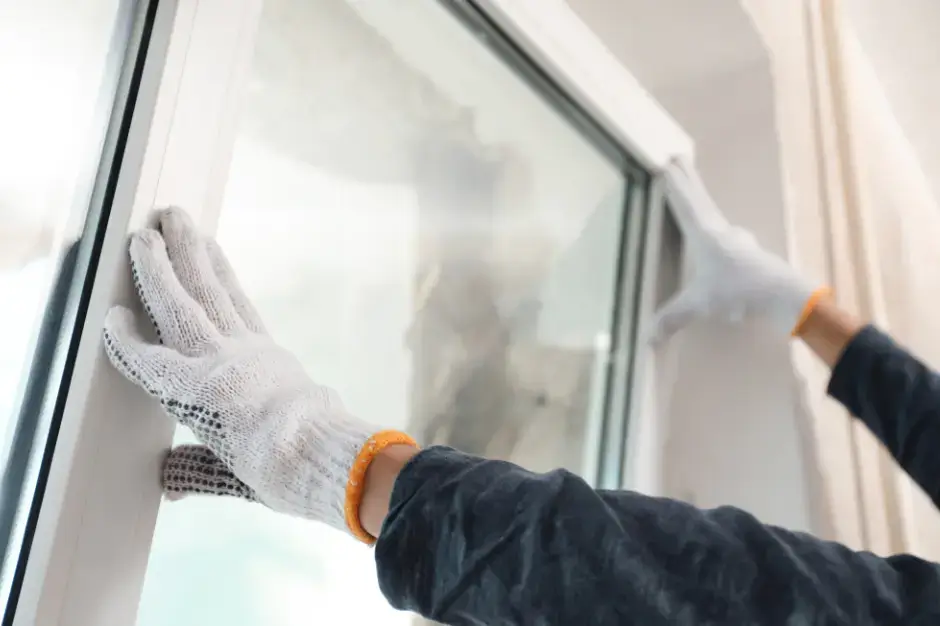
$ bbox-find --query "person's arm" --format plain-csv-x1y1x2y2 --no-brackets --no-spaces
653,160,940,510
168,429,940,624
799,298,940,508
374,446,940,625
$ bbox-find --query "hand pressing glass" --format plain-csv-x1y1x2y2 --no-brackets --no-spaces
102,208,415,543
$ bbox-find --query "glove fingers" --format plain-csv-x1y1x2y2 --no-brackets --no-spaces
204,238,267,334
663,160,730,238
129,228,220,354
102,306,181,398
156,208,246,336
163,444,258,502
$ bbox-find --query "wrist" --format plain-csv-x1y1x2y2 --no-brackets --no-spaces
344,431,419,544
793,293,865,367
359,444,421,540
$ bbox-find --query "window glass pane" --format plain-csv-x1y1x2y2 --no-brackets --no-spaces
138,0,632,623
0,0,139,609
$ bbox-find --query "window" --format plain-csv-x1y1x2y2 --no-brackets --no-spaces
0,0,146,616
135,0,649,623
2,0,690,624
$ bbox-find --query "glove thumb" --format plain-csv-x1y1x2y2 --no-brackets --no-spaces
163,445,258,503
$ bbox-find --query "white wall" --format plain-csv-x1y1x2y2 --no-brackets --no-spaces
847,0,940,204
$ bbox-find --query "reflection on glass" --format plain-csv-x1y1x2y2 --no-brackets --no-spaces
137,0,627,624
0,0,137,609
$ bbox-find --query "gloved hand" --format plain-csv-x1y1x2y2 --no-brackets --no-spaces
649,159,828,343
102,208,415,542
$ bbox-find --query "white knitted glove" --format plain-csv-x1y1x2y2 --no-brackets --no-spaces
102,208,399,535
649,159,824,343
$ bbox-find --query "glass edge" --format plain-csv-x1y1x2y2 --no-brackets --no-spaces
0,0,163,622
437,0,652,183
617,173,669,492
595,176,653,489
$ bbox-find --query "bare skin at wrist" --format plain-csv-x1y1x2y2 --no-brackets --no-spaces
797,296,865,368
360,444,421,539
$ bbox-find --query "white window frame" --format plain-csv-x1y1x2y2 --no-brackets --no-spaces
8,1,692,624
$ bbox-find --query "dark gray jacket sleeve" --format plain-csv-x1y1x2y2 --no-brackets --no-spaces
828,325,940,508
374,326,940,625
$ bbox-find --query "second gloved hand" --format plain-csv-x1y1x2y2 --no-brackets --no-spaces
649,159,827,343
102,208,414,542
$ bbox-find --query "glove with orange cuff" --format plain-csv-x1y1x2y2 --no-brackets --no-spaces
649,159,830,343
102,208,416,544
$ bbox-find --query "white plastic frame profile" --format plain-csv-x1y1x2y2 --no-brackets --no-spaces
472,0,692,170
620,177,672,495
9,0,691,624
11,0,264,624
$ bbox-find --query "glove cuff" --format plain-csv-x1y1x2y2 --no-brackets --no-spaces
790,286,833,337
343,430,419,544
